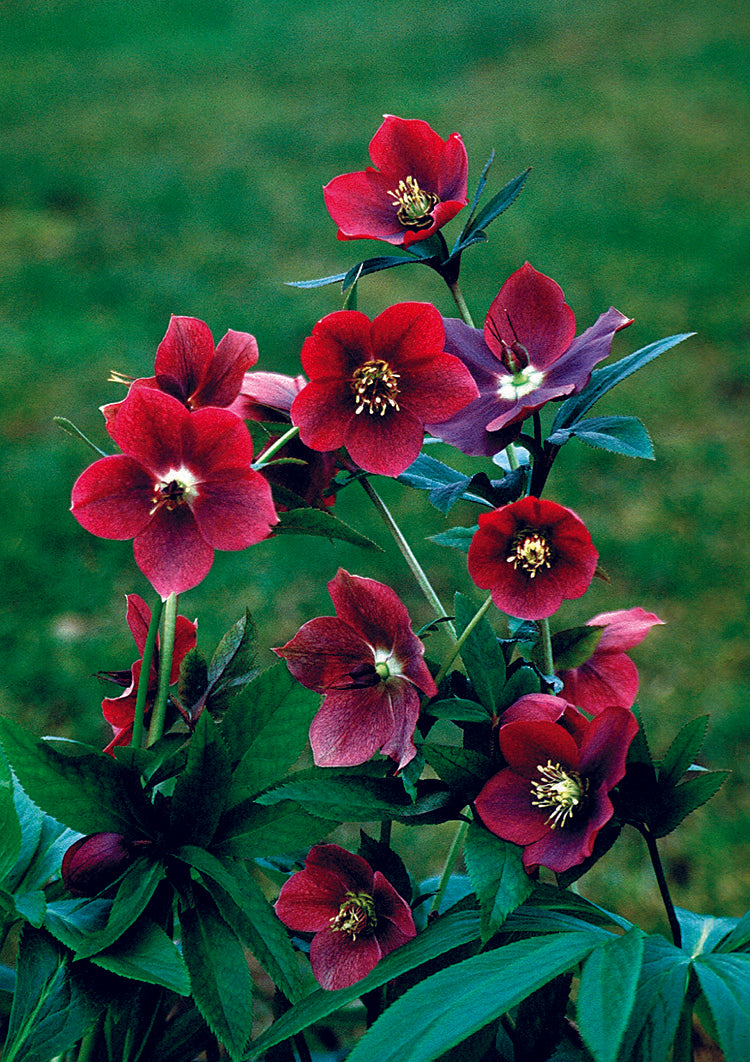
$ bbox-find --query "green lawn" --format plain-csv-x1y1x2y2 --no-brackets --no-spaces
1,0,748,923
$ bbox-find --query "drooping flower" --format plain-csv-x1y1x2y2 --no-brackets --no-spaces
323,115,468,248
558,608,665,714
427,263,632,456
273,569,437,769
62,833,151,896
71,387,278,598
274,844,416,990
467,496,598,620
474,695,638,873
290,302,479,477
103,316,259,431
99,593,197,753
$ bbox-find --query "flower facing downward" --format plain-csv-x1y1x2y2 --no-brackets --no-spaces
62,833,144,897
290,302,479,477
474,695,638,873
323,115,468,248
468,496,598,620
274,844,416,990
71,387,278,598
273,569,437,769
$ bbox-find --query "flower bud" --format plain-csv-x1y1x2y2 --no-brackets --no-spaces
61,832,137,896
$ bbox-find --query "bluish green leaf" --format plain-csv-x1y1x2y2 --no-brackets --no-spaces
676,908,739,957
693,952,750,1062
577,927,644,1062
617,933,690,1062
658,716,709,788
651,771,729,837
454,168,531,250
274,506,382,550
463,822,532,943
170,711,231,847
716,909,750,953
71,858,165,958
454,593,506,715
91,917,190,994
451,150,495,252
205,609,258,704
286,254,417,290
548,415,654,459
425,698,492,723
214,799,332,859
0,748,20,881
429,525,476,552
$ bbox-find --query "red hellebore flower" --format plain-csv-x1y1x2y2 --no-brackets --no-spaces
100,593,197,754
274,843,416,990
558,607,665,714
103,316,259,430
323,114,468,248
468,496,598,621
474,695,638,873
71,387,278,598
273,569,437,770
427,262,632,456
290,302,479,478
62,833,151,896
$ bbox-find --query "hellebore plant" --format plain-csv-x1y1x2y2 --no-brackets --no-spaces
2,113,742,1062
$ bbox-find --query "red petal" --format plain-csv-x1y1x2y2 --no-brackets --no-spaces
578,706,638,789
190,329,258,408
485,263,576,370
154,316,216,404
560,652,640,713
184,406,255,474
191,468,277,549
299,310,374,380
71,456,154,539
499,720,580,777
372,871,416,947
589,608,665,652
125,593,151,655
111,388,188,473
274,615,373,691
369,116,467,200
323,169,405,244
290,378,352,452
306,844,375,894
133,506,214,598
309,686,395,767
474,769,551,845
310,926,382,990
521,787,615,873
376,681,421,770
343,403,424,476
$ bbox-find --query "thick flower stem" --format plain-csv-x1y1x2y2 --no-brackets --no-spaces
360,477,456,641
147,592,178,747
434,594,495,687
429,817,469,917
639,824,682,948
445,279,475,329
253,423,300,467
130,595,163,749
539,617,555,678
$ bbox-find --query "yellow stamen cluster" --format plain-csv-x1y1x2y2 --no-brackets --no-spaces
506,531,552,578
387,175,438,230
351,359,401,416
531,761,588,829
329,891,377,941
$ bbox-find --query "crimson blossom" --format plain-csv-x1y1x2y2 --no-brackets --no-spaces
274,569,437,770
274,844,416,990
71,387,278,598
427,262,632,456
290,302,479,478
558,607,665,714
323,114,468,248
100,594,197,754
468,496,598,621
474,694,638,873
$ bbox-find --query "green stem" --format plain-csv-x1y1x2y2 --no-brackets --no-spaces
640,825,682,948
147,593,178,747
76,1018,102,1062
446,279,475,328
538,617,555,678
359,477,456,641
130,596,163,750
429,817,469,916
253,423,300,468
433,593,494,688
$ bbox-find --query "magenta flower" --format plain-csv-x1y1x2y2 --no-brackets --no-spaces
558,608,665,714
273,569,437,769
274,844,416,990
62,833,149,896
100,594,197,753
427,263,632,456
475,695,638,873
323,115,468,248
467,496,598,620
71,387,278,598
290,302,479,478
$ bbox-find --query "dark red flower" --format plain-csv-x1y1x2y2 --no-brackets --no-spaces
100,593,197,753
103,316,259,430
71,387,278,598
290,302,479,477
467,496,598,620
427,263,632,456
274,843,416,990
323,115,468,248
273,569,437,769
475,695,638,872
558,608,664,714
62,832,147,896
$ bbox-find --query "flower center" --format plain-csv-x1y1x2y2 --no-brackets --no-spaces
531,761,588,829
506,530,553,578
329,891,377,941
150,466,199,516
387,175,439,230
497,365,546,400
351,359,401,416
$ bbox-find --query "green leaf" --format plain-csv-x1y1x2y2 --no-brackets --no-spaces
170,712,231,847
693,952,750,1062
658,715,709,788
0,719,154,836
344,932,599,1062
425,698,492,723
91,918,190,993
214,799,333,859
617,933,690,1062
286,253,417,290
429,525,476,552
204,609,258,709
454,167,531,250
497,665,541,710
551,625,605,671
422,746,492,792
463,822,532,943
0,747,21,881
255,774,453,824
577,927,644,1062
716,908,750,953
651,770,729,837
548,415,655,460
274,506,382,551
454,593,506,714
245,909,482,1058
180,893,255,1061
223,663,318,797
676,908,739,957
69,858,166,958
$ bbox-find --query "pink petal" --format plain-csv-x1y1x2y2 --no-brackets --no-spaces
190,329,259,408
376,681,420,770
133,506,214,598
71,456,155,539
309,685,396,767
111,388,188,473
228,370,304,419
184,406,256,474
589,608,665,652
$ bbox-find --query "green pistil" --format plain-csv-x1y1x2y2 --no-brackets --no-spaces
329,891,377,941
531,761,588,829
388,175,438,230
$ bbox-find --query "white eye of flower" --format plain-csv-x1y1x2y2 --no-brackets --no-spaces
497,367,545,400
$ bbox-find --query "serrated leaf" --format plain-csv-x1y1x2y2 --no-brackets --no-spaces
91,917,190,993
454,593,506,715
170,712,231,847
69,858,166,959
425,698,492,723
273,505,382,550
658,715,709,788
693,952,750,1062
205,610,258,704
616,933,690,1062
577,927,644,1062
429,525,476,552
0,747,21,881
214,800,333,859
422,746,492,792
548,415,655,460
651,771,729,837
451,150,495,252
464,822,532,942
454,167,531,250
551,625,605,671
255,774,452,824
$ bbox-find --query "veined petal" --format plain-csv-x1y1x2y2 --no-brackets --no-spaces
485,263,576,370
560,652,640,713
190,468,277,549
343,402,424,477
189,328,258,408
475,769,551,846
499,719,581,778
154,316,216,404
378,681,421,769
274,615,374,692
578,706,638,789
590,607,664,652
71,456,155,539
309,685,396,767
184,406,256,474
111,388,189,473
310,926,382,990
133,505,214,598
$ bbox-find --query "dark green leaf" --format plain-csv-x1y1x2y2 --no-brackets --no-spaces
0,747,21,881
429,525,476,552
548,416,655,460
422,746,492,792
577,927,644,1062
693,952,750,1062
205,609,258,705
255,774,452,824
658,716,709,788
286,254,418,290
91,917,190,993
651,771,729,837
716,909,750,953
170,712,231,847
274,506,382,550
67,858,166,958
497,665,542,711
451,150,495,252
551,625,605,671
425,698,492,723
214,800,333,859
617,933,690,1062
455,168,531,250
454,593,506,715
464,822,532,942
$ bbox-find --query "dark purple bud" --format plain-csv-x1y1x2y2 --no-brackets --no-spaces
62,832,139,896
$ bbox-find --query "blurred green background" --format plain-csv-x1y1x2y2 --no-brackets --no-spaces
1,0,748,926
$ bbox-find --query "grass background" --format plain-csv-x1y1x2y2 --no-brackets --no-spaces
1,0,748,927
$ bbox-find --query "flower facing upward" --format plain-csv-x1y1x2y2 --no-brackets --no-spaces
467,496,598,620
274,844,416,990
323,115,468,248
558,607,665,714
474,695,638,873
71,387,278,598
427,263,632,456
290,302,479,477
273,569,437,769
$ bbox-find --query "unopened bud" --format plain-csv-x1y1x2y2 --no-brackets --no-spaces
61,832,141,896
